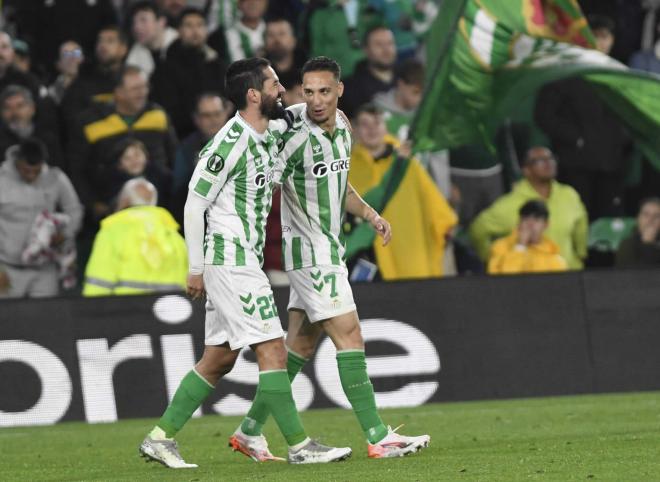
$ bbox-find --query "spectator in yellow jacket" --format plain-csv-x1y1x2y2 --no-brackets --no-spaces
83,178,187,296
488,200,568,275
348,104,457,280
469,146,588,269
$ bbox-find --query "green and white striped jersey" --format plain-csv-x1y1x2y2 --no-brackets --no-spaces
278,107,352,270
188,113,280,267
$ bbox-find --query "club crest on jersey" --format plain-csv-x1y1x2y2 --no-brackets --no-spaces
206,154,225,173
312,158,350,178
313,144,322,154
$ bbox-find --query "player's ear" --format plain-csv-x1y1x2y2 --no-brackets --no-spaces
247,87,260,105
337,81,344,98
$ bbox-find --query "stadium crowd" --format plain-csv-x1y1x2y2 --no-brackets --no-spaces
0,0,659,298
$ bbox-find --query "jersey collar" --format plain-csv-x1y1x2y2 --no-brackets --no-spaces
301,108,344,139
235,111,269,143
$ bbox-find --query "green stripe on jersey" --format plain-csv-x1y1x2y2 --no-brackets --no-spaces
234,237,245,266
291,237,303,269
213,234,225,264
194,178,212,197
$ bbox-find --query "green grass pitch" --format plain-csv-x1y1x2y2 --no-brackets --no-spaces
3,391,660,481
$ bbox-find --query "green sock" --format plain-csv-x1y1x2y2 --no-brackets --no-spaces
337,350,388,444
156,369,214,438
257,370,307,446
240,350,308,436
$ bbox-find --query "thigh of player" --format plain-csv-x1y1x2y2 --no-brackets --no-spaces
203,265,284,351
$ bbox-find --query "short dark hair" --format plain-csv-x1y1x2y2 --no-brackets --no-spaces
177,6,205,28
639,197,660,211
395,58,425,87
224,57,271,110
98,24,128,45
129,1,164,20
588,14,615,34
301,56,341,81
16,138,48,165
519,200,549,220
522,146,554,167
363,25,391,47
0,84,34,107
113,137,148,164
114,65,146,89
266,17,293,29
195,91,225,112
353,102,383,120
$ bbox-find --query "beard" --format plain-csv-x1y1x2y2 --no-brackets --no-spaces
267,47,289,63
8,121,34,139
260,93,286,120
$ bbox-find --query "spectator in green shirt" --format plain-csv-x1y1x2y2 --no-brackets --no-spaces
469,146,588,270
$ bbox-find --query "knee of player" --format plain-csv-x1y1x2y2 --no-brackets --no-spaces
294,344,316,360
196,349,238,379
286,335,318,359
337,323,365,350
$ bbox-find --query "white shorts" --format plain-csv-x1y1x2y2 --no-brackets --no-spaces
287,265,357,323
203,265,284,350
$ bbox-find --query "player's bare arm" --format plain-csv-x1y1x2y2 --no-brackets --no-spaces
345,182,392,246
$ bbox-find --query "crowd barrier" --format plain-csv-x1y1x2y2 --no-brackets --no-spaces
1,269,659,427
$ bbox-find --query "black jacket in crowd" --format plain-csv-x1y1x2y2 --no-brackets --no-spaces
151,40,227,139
340,59,395,118
535,77,630,173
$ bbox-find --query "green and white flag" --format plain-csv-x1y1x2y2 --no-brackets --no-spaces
413,0,660,156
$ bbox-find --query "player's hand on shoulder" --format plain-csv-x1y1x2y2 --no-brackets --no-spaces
187,273,206,300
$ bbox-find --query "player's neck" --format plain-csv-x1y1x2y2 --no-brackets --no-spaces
238,109,268,135
319,118,337,136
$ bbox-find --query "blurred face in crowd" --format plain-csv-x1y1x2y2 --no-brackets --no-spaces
194,96,230,138
13,53,30,74
265,20,296,61
355,111,387,152
119,144,148,176
518,215,548,245
523,147,557,183
365,28,397,71
15,159,43,184
56,41,84,76
396,79,423,110
283,83,303,107
0,33,16,72
239,0,268,22
115,70,149,114
593,28,614,55
1,93,35,133
256,66,286,119
637,200,660,238
133,9,165,47
96,29,127,66
179,13,207,49
302,70,343,126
